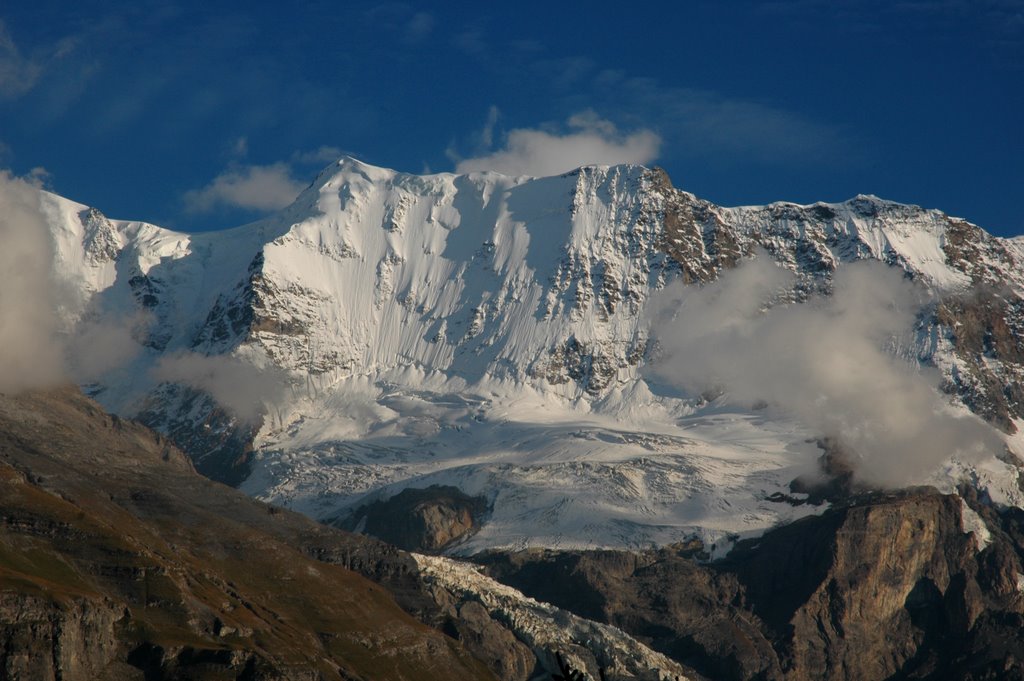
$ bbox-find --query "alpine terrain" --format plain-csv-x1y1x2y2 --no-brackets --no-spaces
7,157,1024,680
40,157,1024,555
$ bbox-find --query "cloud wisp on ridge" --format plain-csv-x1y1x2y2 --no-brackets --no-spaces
183,162,306,214
452,109,661,177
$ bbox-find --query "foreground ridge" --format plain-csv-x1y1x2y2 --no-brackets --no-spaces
0,387,494,680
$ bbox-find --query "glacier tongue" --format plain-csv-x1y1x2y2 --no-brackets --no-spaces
40,156,1024,554
413,552,693,680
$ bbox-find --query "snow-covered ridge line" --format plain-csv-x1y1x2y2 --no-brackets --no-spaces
39,156,1024,556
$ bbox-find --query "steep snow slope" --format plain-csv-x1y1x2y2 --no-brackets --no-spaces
41,157,1024,555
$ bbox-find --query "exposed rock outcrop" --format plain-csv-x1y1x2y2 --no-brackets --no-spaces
342,485,489,553
436,598,538,681
477,490,1024,681
0,593,127,681
135,384,258,486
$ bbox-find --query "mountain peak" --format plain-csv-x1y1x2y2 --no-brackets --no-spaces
35,160,1024,557
316,156,658,187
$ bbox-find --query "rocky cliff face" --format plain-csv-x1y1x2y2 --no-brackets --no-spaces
0,592,126,681
477,489,1024,681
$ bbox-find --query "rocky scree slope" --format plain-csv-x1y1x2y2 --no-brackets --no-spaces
41,158,1024,552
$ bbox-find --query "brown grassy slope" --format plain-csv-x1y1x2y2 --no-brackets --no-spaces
0,387,495,681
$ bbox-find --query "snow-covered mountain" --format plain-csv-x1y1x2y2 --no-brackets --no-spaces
41,157,1024,555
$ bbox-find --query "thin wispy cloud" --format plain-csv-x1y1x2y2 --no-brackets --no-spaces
589,71,853,165
479,105,500,148
452,109,661,177
0,20,43,99
66,312,147,383
152,352,290,423
231,136,249,157
454,27,487,55
405,12,435,42
291,146,346,165
759,0,1024,46
447,28,852,169
0,18,94,117
24,166,51,188
363,4,435,43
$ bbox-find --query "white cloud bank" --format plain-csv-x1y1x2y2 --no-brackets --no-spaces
646,257,999,487
0,171,65,391
455,110,661,177
0,169,150,392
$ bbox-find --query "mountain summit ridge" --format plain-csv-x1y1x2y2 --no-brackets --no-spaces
39,157,1024,555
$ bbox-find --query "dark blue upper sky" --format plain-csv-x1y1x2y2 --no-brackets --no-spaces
1,0,1022,235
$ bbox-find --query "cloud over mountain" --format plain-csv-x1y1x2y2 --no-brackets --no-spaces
454,110,661,177
183,162,306,214
646,257,999,486
0,171,65,391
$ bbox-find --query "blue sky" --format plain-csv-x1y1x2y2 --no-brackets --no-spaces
1,0,1022,235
